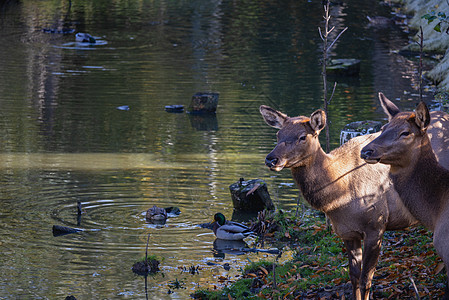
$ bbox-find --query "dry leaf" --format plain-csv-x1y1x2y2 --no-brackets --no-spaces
434,262,445,275
259,266,269,275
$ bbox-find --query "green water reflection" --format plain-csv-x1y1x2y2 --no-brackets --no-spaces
0,0,429,298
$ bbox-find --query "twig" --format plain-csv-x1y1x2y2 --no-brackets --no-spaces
328,82,338,105
145,233,151,265
295,196,300,218
319,1,347,153
414,26,424,102
327,27,348,52
321,1,331,153
410,276,421,300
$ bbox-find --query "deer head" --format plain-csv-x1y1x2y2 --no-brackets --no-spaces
260,105,326,171
361,102,430,167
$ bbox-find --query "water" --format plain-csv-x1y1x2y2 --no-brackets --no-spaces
0,0,433,298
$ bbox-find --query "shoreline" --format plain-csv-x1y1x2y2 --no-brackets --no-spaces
400,0,449,90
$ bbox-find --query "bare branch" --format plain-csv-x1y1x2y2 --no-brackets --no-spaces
328,82,338,105
418,26,424,102
318,27,324,41
327,27,348,52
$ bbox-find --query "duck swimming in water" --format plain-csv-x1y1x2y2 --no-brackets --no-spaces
146,205,167,224
211,213,254,240
75,32,96,43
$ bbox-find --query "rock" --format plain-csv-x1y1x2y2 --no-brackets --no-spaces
327,59,361,76
188,92,219,113
131,257,160,276
229,178,274,212
165,105,184,113
340,120,382,145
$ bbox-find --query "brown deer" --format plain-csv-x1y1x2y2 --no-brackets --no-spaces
260,105,418,300
361,101,449,299
377,92,449,168
261,95,449,299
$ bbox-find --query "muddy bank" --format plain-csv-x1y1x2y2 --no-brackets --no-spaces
401,0,449,90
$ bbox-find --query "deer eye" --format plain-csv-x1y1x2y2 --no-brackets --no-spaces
299,135,307,141
400,131,410,137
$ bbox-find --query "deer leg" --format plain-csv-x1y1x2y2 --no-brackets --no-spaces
344,239,363,300
360,236,382,300
434,219,449,299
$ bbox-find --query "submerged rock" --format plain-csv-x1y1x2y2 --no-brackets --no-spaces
165,105,184,113
326,59,361,76
132,257,160,276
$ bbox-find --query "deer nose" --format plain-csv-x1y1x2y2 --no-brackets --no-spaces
361,149,373,160
265,156,278,168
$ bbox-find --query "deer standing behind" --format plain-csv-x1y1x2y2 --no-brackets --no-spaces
260,96,449,300
361,100,449,299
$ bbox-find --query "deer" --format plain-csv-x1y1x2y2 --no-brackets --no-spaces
260,96,449,300
361,100,449,299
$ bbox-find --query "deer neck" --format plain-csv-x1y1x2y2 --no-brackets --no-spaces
291,146,346,212
390,135,447,230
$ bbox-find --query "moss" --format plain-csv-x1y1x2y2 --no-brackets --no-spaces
132,255,161,275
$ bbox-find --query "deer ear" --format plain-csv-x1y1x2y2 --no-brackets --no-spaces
259,105,288,129
415,102,430,131
310,109,326,133
379,92,400,121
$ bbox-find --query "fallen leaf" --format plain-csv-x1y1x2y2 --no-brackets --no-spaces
434,262,445,275
259,266,269,275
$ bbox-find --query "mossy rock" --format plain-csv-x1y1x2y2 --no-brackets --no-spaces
327,59,361,76
132,257,160,276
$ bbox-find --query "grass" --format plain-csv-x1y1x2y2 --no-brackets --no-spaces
192,210,446,299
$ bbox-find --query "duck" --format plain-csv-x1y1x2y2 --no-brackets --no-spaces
146,205,167,224
211,213,254,240
75,32,96,43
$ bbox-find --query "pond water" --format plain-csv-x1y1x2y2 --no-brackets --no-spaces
0,0,434,299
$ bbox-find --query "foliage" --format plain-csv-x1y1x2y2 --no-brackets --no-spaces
435,90,449,111
422,10,449,33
